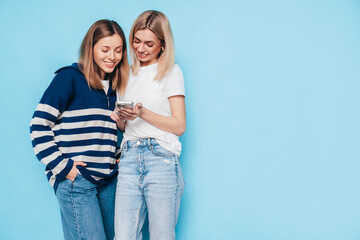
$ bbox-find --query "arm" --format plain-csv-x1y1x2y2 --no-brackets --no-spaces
110,110,126,132
118,95,186,136
30,70,86,181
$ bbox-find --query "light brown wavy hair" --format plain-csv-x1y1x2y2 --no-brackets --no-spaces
129,10,175,80
79,19,129,95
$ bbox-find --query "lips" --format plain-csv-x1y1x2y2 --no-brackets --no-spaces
137,51,148,58
104,61,116,68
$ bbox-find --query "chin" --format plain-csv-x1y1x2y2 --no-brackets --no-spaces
105,66,117,72
137,57,148,62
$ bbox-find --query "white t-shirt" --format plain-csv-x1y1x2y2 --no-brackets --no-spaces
101,80,109,94
119,63,185,156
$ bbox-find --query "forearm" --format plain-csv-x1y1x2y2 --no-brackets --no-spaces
110,110,126,131
116,120,126,132
117,96,186,136
140,107,186,136
30,123,74,180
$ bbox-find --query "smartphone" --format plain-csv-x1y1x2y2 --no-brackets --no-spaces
116,100,134,109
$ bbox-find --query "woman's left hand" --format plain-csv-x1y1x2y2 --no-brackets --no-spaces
118,103,144,121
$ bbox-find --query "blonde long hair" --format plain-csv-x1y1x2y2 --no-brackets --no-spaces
79,19,129,95
129,10,175,80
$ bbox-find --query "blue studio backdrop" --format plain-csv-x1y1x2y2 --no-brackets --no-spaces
0,0,359,239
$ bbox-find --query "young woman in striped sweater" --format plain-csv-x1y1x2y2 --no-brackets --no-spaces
30,19,129,240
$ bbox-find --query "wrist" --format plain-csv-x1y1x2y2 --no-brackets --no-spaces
139,107,146,118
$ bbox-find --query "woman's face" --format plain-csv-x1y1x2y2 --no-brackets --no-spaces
93,34,123,79
133,29,162,66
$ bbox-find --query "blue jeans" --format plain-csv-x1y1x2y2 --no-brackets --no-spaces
56,174,117,240
114,138,185,240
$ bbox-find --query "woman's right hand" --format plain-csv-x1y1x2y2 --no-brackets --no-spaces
110,109,125,123
66,161,87,181
110,109,127,131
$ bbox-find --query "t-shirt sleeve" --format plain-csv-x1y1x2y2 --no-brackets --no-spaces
165,64,185,98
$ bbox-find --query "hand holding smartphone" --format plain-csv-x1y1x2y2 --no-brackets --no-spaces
116,101,134,111
115,101,143,120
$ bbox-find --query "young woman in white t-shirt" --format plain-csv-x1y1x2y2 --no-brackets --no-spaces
110,10,186,240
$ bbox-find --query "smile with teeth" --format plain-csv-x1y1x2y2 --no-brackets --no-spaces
104,61,115,68
137,51,148,58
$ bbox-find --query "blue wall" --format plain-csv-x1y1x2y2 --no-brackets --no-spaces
1,0,360,239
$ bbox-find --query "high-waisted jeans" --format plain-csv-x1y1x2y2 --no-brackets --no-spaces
56,174,117,240
114,138,185,240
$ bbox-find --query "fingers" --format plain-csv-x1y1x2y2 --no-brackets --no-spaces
73,161,87,166
119,107,134,115
134,103,143,117
114,102,142,121
66,167,78,180
121,111,136,120
66,161,86,180
117,108,138,120
110,114,118,122
111,111,121,122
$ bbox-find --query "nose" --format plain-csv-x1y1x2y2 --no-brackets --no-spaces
108,50,115,60
137,43,145,52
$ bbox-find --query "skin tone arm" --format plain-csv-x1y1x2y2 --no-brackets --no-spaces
66,161,87,181
110,95,186,136
110,110,127,132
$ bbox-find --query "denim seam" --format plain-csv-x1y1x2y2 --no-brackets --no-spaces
137,146,142,193
135,202,142,240
171,156,178,240
136,145,142,240
124,141,128,152
70,180,82,239
176,158,185,187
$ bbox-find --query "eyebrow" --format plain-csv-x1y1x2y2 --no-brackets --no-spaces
134,37,155,44
101,45,123,48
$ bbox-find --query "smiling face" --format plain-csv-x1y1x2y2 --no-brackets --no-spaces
133,29,162,67
93,34,123,79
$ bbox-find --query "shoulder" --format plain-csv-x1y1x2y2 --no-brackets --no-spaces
47,63,84,94
164,64,185,95
165,64,183,80
55,63,84,77
51,63,85,86
171,64,182,75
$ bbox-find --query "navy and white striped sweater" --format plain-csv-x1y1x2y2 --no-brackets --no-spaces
30,63,119,192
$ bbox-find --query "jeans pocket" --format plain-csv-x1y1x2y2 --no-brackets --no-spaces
57,173,79,190
151,143,175,157
66,173,81,187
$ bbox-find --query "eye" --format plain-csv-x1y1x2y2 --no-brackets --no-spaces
134,40,140,44
116,50,122,54
147,44,154,48
102,49,108,53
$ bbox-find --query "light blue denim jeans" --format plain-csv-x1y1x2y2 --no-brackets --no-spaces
114,138,185,240
56,173,117,240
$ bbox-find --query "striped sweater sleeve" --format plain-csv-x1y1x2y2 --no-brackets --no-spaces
30,70,75,181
